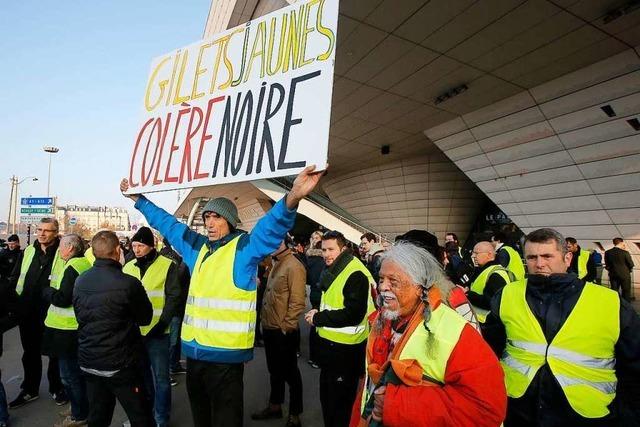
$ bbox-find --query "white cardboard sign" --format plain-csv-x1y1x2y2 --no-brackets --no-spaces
127,0,338,194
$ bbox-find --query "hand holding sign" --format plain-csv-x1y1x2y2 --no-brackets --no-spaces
286,164,327,209
120,179,140,202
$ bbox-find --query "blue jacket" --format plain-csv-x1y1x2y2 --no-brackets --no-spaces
135,195,297,363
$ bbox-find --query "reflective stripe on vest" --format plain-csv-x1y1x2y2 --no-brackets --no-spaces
577,249,590,279
502,245,525,281
500,280,619,418
17,246,63,295
44,256,92,330
123,255,173,336
361,304,467,412
317,257,375,345
470,265,514,323
181,236,256,350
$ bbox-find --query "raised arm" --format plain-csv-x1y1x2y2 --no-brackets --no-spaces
120,178,206,272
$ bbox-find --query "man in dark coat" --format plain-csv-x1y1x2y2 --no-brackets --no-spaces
605,237,635,301
73,230,154,427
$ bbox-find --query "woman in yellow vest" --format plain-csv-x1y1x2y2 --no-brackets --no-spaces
482,228,640,426
352,242,507,427
120,165,324,427
41,234,92,426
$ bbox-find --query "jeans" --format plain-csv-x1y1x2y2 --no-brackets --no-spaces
143,334,171,426
84,367,153,427
263,329,303,415
169,317,182,370
0,369,8,424
186,359,243,427
59,356,88,420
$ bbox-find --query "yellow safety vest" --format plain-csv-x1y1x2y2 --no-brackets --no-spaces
44,257,92,330
84,247,95,265
318,257,375,345
470,264,515,323
123,255,173,336
500,280,619,418
17,245,63,295
501,245,525,281
576,249,590,279
181,237,256,350
361,303,468,411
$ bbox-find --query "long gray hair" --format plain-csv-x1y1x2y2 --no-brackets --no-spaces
377,242,454,352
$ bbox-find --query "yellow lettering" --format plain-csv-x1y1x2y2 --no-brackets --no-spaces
219,27,245,90
266,16,287,76
165,50,181,106
282,8,302,73
315,0,335,61
144,56,172,112
172,50,191,105
243,21,267,82
191,42,212,100
298,0,318,68
208,36,230,94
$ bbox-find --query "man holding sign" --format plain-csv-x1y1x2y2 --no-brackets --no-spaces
120,164,324,427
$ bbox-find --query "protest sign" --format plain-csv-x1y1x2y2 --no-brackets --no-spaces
127,0,337,194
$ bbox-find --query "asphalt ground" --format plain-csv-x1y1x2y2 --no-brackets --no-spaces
0,316,325,427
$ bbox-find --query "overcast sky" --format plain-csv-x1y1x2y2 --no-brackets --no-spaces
0,1,212,223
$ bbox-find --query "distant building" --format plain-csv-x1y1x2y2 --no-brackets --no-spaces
56,205,130,233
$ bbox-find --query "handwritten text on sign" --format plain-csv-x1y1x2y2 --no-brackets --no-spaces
128,0,337,193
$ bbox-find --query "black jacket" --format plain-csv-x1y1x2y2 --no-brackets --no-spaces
605,247,635,280
10,239,60,316
483,273,640,426
305,248,324,308
569,246,597,282
313,251,369,375
159,246,190,318
0,247,22,283
467,259,510,310
0,279,19,356
73,258,153,371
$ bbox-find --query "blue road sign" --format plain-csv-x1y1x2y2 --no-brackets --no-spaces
69,217,78,225
21,197,53,205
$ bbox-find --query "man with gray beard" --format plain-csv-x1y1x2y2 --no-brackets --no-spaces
351,242,506,427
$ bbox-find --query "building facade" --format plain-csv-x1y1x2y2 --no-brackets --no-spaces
56,205,130,233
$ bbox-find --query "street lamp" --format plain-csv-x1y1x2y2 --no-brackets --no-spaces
43,146,60,197
7,175,38,234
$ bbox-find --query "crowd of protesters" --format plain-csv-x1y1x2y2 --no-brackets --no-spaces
0,164,637,427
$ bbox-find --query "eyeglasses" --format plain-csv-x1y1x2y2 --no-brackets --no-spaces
36,228,58,233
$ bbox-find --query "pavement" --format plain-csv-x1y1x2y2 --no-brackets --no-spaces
0,321,325,427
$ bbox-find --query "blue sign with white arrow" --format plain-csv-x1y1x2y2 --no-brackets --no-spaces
21,197,53,206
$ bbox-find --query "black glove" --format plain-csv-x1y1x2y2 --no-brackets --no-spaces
146,319,168,338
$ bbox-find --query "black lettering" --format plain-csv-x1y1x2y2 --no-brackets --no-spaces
231,91,253,175
278,70,320,170
212,94,242,177
246,82,267,174
256,83,285,173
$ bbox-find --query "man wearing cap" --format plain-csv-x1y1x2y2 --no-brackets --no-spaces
120,165,324,427
122,226,182,427
0,235,22,285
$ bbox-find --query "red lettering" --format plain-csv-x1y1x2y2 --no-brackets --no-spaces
141,118,163,186
153,113,173,185
129,118,155,187
195,96,225,179
163,111,182,183
179,107,204,183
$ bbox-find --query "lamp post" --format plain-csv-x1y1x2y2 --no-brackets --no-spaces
7,175,38,234
43,146,60,197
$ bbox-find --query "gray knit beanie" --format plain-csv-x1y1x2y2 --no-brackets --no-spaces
202,197,240,229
